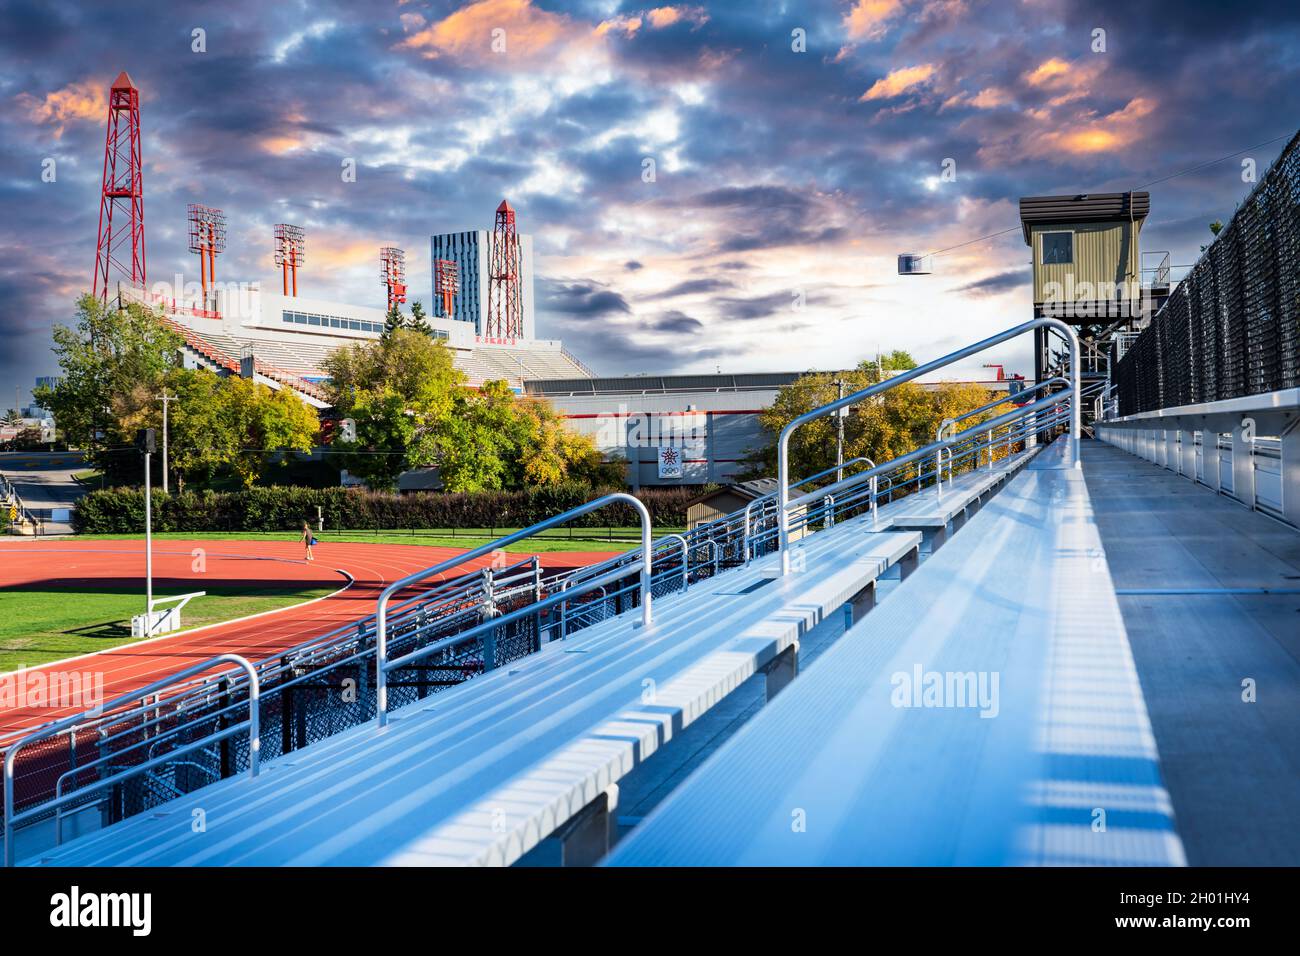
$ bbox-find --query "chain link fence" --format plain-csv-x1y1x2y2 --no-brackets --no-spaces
1116,130,1300,415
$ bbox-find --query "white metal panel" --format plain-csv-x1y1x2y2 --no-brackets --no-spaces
1255,439,1283,516
1218,435,1234,494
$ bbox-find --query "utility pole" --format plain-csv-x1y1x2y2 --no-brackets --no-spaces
158,392,174,494
832,379,847,483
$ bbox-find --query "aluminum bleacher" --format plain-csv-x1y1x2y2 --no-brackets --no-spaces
607,437,1187,866
23,522,923,866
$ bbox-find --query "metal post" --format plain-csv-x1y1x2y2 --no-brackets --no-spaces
144,449,153,621
833,379,846,483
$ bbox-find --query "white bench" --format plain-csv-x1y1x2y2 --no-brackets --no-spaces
25,520,921,867
607,438,1187,867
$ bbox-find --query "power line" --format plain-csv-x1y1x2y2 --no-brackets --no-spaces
925,130,1294,259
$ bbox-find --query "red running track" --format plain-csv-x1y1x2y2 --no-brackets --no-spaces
0,538,620,736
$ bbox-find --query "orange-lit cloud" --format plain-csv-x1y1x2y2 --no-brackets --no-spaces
399,0,573,61
16,79,106,138
977,95,1157,163
860,63,936,101
1053,96,1156,153
1025,57,1072,87
969,87,1010,108
645,6,709,29
844,0,904,41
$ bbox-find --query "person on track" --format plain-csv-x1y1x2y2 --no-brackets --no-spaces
302,520,317,562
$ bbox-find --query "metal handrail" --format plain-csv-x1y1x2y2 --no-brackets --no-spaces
745,404,1067,554
934,377,1073,485
743,456,877,561
777,318,1081,573
3,653,259,867
661,534,690,593
374,492,652,727
783,391,1072,518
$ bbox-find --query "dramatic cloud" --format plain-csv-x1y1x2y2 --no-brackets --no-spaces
0,0,1297,399
950,269,1030,298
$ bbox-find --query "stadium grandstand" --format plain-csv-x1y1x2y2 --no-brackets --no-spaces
118,282,594,408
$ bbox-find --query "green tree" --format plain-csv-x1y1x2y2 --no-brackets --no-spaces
382,303,407,340
36,294,183,480
221,377,319,487
408,300,433,336
322,328,462,489
439,380,611,492
858,350,917,383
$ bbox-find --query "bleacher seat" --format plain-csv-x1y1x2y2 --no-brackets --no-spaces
605,438,1187,866
25,521,922,867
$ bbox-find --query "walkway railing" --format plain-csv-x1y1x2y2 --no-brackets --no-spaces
374,492,652,727
777,318,1081,573
4,654,259,866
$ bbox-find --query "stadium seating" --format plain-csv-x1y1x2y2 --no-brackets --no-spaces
606,438,1187,866
25,520,923,866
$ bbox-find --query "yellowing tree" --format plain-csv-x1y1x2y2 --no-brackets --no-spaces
751,365,1014,486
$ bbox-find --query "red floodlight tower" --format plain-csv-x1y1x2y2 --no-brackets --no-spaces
380,247,407,309
187,204,226,306
434,258,459,318
92,72,146,301
274,224,305,296
487,199,522,339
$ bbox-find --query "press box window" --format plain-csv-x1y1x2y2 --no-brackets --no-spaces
1042,232,1073,265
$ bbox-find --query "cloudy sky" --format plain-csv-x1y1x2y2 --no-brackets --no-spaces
2,0,1298,407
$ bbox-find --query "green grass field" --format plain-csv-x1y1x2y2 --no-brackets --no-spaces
74,527,684,553
0,584,335,672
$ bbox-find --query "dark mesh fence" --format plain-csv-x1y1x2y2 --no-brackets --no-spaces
1116,131,1300,414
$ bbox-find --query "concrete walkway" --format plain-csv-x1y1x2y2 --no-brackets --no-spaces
1082,439,1300,865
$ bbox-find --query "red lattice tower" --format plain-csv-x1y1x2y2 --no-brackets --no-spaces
187,204,226,305
380,247,407,309
92,72,146,301
434,258,459,319
275,224,305,296
487,199,522,339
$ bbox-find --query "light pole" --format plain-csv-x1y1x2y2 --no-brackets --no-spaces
832,379,847,483
158,392,174,494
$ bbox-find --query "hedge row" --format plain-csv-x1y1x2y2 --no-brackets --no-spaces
72,482,713,534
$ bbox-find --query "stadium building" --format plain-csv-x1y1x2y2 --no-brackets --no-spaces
527,371,1020,487
118,278,591,410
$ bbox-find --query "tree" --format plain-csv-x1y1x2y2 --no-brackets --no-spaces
747,368,1010,484
36,294,183,481
858,350,917,383
382,303,407,340
322,332,610,491
1,409,19,428
322,328,462,489
408,300,433,336
221,377,320,487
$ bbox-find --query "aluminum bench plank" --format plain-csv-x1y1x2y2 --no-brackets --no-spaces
606,439,1187,867
29,523,920,867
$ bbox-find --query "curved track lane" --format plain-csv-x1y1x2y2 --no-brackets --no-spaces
0,538,620,735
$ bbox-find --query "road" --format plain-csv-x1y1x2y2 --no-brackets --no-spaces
0,450,87,534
